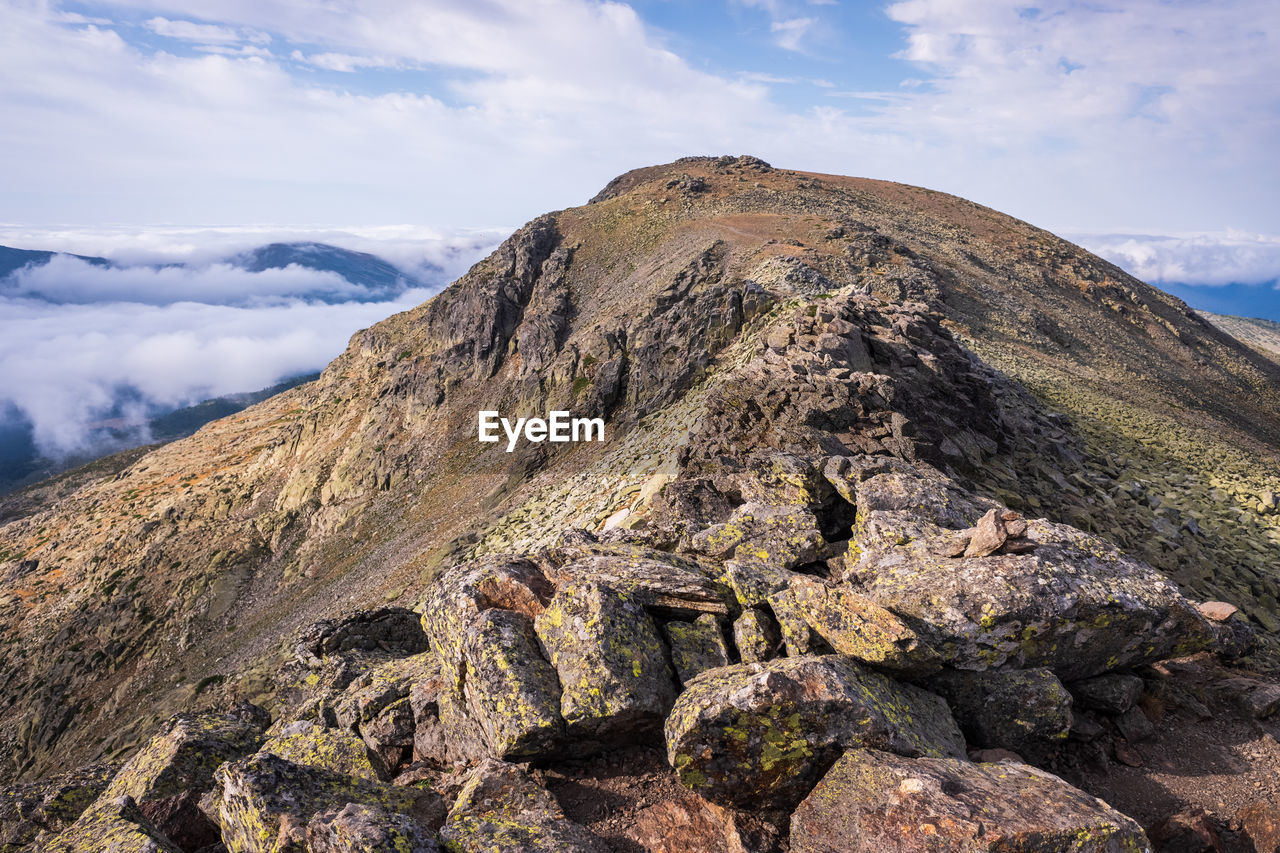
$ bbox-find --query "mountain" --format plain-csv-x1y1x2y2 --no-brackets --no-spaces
0,374,321,499
0,246,110,280
231,242,427,300
2,157,1280,851
1201,310,1280,363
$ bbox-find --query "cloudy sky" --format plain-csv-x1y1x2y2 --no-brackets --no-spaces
1,0,1278,458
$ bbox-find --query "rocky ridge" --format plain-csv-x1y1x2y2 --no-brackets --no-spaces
3,156,1280,850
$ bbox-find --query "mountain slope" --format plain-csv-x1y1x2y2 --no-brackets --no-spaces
1201,310,1280,363
2,156,1279,788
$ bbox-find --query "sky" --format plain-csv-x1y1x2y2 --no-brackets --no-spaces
1,0,1279,458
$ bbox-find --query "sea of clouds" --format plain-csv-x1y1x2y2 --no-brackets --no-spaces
0,225,505,459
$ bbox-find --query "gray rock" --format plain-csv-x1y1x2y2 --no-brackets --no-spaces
1069,673,1144,714
790,748,1150,852
664,655,966,809
926,668,1073,761
664,614,730,685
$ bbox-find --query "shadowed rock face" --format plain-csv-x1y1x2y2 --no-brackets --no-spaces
1,156,1279,849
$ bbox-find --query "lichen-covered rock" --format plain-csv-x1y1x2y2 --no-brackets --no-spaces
43,796,182,853
664,655,965,809
213,752,435,853
926,668,1073,761
545,547,733,617
460,608,565,760
335,654,438,773
766,586,828,657
723,560,799,609
440,759,604,853
296,608,430,669
1069,673,1145,715
852,504,1215,680
733,609,781,664
535,581,676,746
101,705,269,804
790,748,1151,852
420,557,559,763
307,802,441,852
0,763,117,853
85,704,268,849
261,721,383,782
691,503,826,570
786,577,940,676
664,615,730,685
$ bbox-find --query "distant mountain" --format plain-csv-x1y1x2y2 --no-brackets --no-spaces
231,242,426,298
0,374,320,495
0,240,430,303
1200,310,1280,362
0,245,110,280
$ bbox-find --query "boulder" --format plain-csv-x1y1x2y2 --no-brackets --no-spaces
261,721,383,782
460,608,565,760
44,796,182,853
307,802,441,852
0,763,116,852
691,503,826,570
724,560,800,608
790,748,1150,852
851,511,1215,680
334,654,438,773
296,607,429,668
440,759,604,852
1238,800,1280,853
420,557,561,762
664,655,965,809
625,794,780,853
535,581,676,746
94,704,268,849
1115,706,1157,743
1146,808,1220,853
212,752,436,853
664,615,731,685
732,608,781,664
1069,673,1145,714
545,548,733,617
766,587,825,657
926,668,1072,761
785,577,940,676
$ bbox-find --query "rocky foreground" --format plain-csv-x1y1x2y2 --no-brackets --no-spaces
4,157,1280,851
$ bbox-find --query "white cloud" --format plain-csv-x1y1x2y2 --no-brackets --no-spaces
144,16,266,45
771,17,816,52
0,225,503,456
1072,231,1280,287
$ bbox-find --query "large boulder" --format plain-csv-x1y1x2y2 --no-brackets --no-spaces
664,655,965,809
440,760,604,853
295,608,430,669
96,704,269,850
261,721,383,782
535,581,676,747
307,802,441,852
458,608,565,759
691,503,826,570
664,615,731,685
212,752,437,853
334,653,438,772
44,796,182,853
0,763,116,852
926,668,1073,761
851,498,1214,680
785,576,940,676
790,748,1150,852
420,557,560,763
544,547,733,617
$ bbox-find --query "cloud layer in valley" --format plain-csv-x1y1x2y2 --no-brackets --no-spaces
0,227,503,459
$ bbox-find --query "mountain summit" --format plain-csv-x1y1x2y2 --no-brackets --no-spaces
2,156,1280,851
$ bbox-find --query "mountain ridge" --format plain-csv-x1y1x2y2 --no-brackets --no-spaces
1,157,1279,851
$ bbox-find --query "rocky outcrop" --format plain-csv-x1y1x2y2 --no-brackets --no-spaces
664,655,966,809
440,760,603,853
790,749,1150,852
